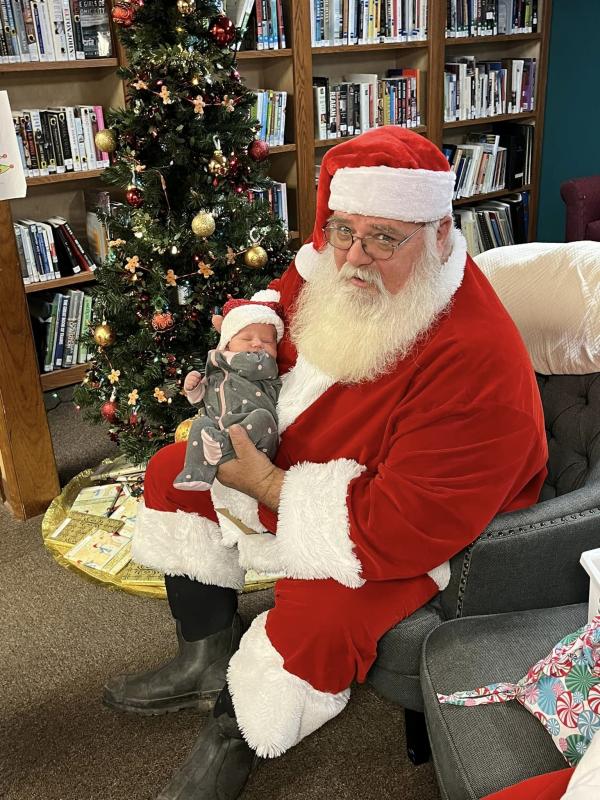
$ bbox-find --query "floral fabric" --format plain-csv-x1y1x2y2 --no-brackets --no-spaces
438,616,600,765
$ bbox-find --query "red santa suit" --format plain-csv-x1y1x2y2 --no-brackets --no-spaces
132,127,548,758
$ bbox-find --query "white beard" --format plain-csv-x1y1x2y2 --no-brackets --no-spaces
290,228,456,384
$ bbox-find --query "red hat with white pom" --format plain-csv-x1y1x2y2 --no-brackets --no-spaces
218,298,285,350
295,126,456,278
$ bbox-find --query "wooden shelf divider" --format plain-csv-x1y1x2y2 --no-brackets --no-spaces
26,169,106,187
24,272,97,294
444,111,537,129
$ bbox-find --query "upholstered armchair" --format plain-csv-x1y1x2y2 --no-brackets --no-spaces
367,242,600,769
560,176,600,242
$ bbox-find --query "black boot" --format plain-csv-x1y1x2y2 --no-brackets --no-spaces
103,615,242,715
156,692,255,800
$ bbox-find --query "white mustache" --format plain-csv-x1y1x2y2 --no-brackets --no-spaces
338,263,385,289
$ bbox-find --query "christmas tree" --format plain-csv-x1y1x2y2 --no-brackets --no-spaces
74,0,292,464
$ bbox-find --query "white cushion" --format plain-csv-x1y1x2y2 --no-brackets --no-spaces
474,242,600,375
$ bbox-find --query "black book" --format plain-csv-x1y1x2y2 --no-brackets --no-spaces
51,109,74,171
28,295,53,371
492,123,527,190
46,111,65,173
46,219,81,275
79,0,112,58
38,110,57,174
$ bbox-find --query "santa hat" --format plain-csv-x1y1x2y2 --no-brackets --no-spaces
309,126,455,253
218,298,285,350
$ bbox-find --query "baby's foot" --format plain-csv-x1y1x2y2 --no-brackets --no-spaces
201,429,223,465
173,477,212,491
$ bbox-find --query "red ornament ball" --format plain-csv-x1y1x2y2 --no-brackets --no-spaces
209,14,236,46
112,2,135,26
129,411,139,426
248,139,270,162
101,400,118,423
151,311,175,331
126,186,144,207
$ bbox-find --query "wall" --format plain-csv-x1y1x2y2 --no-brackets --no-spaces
537,1,600,241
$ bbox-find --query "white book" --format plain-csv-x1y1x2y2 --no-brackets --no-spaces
13,225,31,283
37,0,57,59
313,85,327,139
60,0,75,59
63,106,81,170
78,104,96,169
50,0,68,59
72,106,88,170
15,222,39,282
37,220,60,278
29,1,50,60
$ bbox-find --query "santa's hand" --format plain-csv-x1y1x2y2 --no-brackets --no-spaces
217,425,283,516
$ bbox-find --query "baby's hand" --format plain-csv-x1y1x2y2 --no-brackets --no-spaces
184,370,203,393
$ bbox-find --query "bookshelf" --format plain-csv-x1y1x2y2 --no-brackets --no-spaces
0,0,552,519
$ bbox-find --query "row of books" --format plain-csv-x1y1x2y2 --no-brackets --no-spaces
442,125,533,199
313,70,421,140
454,191,529,256
310,0,428,46
445,0,538,37
247,180,289,229
12,105,109,178
0,0,112,63
444,57,536,122
225,0,286,50
14,215,96,284
30,288,95,372
251,89,287,146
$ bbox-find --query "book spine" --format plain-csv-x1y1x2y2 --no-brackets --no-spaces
11,0,31,59
1,0,19,61
44,294,60,371
47,110,65,172
68,0,83,56
38,0,57,59
53,293,69,368
48,219,80,273
13,224,30,283
77,293,93,362
60,0,74,58
54,107,73,170
72,105,88,169
60,218,97,271
78,104,97,169
64,105,81,170
50,0,68,58
17,0,39,58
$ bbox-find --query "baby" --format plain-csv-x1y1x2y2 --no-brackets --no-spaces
173,298,284,491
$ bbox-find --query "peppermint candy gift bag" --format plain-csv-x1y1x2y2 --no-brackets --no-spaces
438,616,600,765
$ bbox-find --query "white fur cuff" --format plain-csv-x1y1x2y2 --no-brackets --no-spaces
250,289,281,303
276,459,367,588
131,502,246,590
228,612,350,757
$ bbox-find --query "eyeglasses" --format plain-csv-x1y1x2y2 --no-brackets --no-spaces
322,222,426,261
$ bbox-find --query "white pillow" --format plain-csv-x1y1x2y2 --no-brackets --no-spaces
474,242,600,375
561,728,600,799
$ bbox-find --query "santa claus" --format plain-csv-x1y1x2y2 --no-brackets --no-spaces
104,126,548,800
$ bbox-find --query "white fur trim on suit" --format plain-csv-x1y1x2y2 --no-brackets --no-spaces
294,242,324,282
228,612,350,757
210,478,266,547
218,304,284,350
250,289,281,303
276,354,336,434
131,501,245,590
277,459,366,587
330,165,456,222
428,560,451,591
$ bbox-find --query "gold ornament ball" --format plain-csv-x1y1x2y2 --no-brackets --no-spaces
208,149,228,176
175,418,194,442
191,211,216,238
93,323,115,346
244,245,268,269
94,129,117,153
177,0,195,13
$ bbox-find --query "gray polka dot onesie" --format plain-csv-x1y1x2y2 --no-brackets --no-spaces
173,348,281,491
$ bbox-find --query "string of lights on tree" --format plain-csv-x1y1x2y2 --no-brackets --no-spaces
73,0,292,464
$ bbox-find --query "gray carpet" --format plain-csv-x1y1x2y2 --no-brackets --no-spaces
1,389,441,800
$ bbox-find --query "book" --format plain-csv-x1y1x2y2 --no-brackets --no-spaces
78,0,112,57
69,482,122,516
46,512,123,550
64,527,132,574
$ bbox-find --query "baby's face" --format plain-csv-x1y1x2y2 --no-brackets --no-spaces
227,323,278,358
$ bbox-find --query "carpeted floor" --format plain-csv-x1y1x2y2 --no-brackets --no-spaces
1,390,441,800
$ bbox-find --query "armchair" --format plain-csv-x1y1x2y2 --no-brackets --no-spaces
367,242,600,769
560,176,600,242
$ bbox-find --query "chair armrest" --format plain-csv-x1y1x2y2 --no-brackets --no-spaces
439,482,600,619
560,176,600,241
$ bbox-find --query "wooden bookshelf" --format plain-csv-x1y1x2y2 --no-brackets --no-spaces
26,169,106,187
453,185,532,207
0,0,553,519
40,364,89,392
24,272,96,294
0,58,119,72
